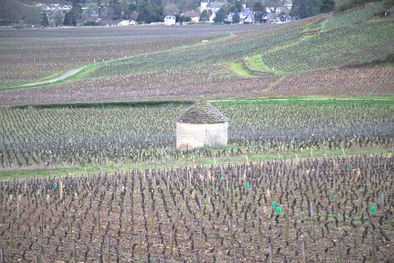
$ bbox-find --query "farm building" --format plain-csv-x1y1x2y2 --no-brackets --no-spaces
176,100,228,150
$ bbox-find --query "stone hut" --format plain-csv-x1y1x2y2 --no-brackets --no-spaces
176,100,228,150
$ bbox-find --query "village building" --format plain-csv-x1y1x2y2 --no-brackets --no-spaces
182,11,201,23
176,100,228,150
164,15,176,25
240,8,255,23
200,0,226,22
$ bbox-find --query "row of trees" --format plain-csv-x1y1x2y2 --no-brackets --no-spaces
62,0,164,25
211,0,336,24
0,0,337,26
291,0,335,19
0,0,163,26
0,0,41,25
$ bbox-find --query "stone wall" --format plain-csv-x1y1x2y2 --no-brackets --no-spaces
176,122,228,150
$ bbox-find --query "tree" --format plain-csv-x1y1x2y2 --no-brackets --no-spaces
137,0,163,23
0,0,22,25
130,10,138,21
21,4,41,25
290,0,322,19
382,0,394,9
71,0,82,17
232,12,240,23
108,0,122,19
0,0,41,25
83,2,98,19
64,0,82,25
263,0,280,13
41,12,49,27
163,3,179,15
213,7,227,23
253,1,266,23
320,0,335,13
199,9,212,22
54,10,65,26
124,2,137,19
230,1,243,12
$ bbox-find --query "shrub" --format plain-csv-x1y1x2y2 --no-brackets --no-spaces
335,0,380,13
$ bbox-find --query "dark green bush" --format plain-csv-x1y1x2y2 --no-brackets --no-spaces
335,0,380,13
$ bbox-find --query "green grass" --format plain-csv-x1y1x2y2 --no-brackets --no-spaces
247,55,289,76
3,96,393,109
211,97,394,106
229,62,258,78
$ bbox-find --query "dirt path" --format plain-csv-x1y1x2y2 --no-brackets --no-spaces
20,66,86,87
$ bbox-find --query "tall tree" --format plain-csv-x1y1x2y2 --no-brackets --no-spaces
0,0,41,25
64,0,82,25
41,12,49,27
109,0,122,19
137,0,163,23
213,7,227,23
232,12,240,23
21,4,41,25
230,1,243,12
199,9,212,22
0,0,22,25
71,0,82,17
319,0,335,13
163,3,179,15
290,0,322,19
54,10,64,26
253,1,266,23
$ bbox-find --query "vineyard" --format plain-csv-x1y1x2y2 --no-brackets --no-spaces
0,100,392,170
0,2,393,261
0,24,257,86
0,2,392,104
0,155,392,262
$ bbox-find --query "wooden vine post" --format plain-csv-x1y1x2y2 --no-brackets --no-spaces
302,239,307,263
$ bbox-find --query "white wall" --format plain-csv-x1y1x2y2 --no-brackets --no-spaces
176,122,228,150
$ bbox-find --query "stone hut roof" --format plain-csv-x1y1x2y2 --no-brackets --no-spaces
176,100,228,124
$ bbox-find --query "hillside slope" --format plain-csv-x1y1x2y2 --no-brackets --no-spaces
0,2,393,105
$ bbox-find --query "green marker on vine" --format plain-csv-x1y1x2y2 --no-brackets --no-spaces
272,201,276,208
333,195,336,201
247,183,250,190
371,206,376,215
221,176,224,181
277,206,281,215
54,183,57,190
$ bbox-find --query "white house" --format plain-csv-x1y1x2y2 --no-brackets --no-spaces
200,0,209,12
240,8,255,23
164,15,176,25
200,0,226,22
206,1,225,14
117,20,131,26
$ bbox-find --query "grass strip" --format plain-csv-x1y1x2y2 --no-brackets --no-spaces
0,148,391,180
229,62,259,78
247,55,288,76
4,96,393,109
